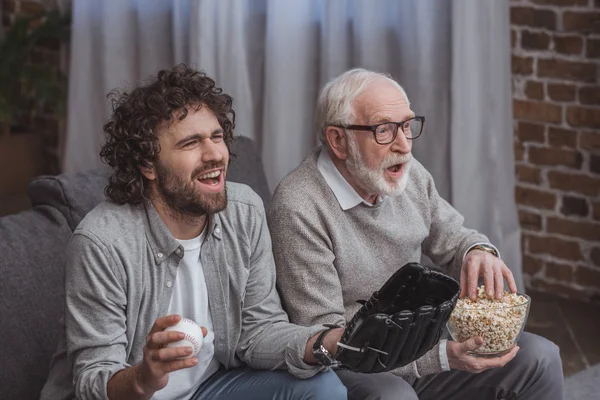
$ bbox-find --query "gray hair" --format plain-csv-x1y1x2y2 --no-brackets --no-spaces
315,68,410,146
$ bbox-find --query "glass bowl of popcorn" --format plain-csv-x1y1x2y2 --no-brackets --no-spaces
447,286,530,357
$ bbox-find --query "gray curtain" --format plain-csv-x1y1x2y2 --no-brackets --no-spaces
63,0,523,290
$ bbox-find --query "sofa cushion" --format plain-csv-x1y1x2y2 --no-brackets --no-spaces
28,136,271,231
28,168,110,231
0,206,72,400
227,136,271,208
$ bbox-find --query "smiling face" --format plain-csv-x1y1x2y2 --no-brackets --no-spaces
345,78,414,198
146,105,229,219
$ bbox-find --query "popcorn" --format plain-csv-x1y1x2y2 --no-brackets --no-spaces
447,286,529,354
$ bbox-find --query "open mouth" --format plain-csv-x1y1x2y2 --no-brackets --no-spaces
387,164,401,173
196,169,223,188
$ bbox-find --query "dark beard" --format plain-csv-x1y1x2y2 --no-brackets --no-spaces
154,160,227,220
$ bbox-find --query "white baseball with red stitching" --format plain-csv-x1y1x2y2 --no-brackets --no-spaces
165,318,203,359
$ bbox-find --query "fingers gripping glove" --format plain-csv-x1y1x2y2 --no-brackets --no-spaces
335,263,460,373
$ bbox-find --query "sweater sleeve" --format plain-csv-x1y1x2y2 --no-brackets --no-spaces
415,167,490,277
268,195,347,328
233,194,327,379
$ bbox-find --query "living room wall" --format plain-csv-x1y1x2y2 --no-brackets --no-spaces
511,0,600,301
1,0,599,302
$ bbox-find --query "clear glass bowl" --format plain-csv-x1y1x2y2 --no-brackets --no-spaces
447,292,531,357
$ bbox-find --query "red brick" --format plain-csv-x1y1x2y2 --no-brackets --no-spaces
529,147,583,169
548,127,577,148
545,262,574,282
563,11,600,34
43,50,61,67
561,195,589,217
575,267,600,288
515,141,525,162
2,0,16,13
567,106,600,129
547,217,600,241
531,0,587,4
519,209,543,231
515,186,557,209
587,39,600,58
523,255,544,275
593,202,600,221
19,1,45,14
553,35,583,55
579,131,600,152
591,154,600,175
517,165,542,184
522,30,551,50
529,279,589,301
517,121,545,143
548,171,600,196
527,234,583,260
525,81,544,100
511,7,556,30
592,246,600,266
538,59,597,83
579,87,600,106
514,100,562,124
512,56,534,75
547,84,576,102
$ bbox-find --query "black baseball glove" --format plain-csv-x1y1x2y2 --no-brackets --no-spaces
335,262,460,373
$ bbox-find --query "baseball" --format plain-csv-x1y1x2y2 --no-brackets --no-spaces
164,318,204,359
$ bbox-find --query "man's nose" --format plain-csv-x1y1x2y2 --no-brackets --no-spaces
201,141,225,163
390,129,412,153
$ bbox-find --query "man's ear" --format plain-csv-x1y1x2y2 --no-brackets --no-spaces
324,126,350,161
140,163,156,181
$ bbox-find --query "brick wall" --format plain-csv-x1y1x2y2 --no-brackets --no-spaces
0,0,65,215
512,0,600,301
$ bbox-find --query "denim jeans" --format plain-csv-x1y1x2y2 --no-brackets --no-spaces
191,367,347,400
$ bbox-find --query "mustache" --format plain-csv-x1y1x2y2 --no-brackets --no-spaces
192,161,227,179
381,153,412,169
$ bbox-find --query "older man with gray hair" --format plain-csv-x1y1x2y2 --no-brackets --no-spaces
268,68,564,399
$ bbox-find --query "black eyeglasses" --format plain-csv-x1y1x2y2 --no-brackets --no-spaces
333,116,425,145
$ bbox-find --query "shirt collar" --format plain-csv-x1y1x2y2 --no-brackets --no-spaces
143,200,222,264
317,148,382,210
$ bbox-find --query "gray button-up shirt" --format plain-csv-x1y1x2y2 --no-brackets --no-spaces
41,182,324,400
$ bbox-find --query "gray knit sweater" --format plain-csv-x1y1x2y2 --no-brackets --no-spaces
268,147,490,379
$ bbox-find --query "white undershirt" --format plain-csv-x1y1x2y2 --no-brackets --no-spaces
152,226,220,400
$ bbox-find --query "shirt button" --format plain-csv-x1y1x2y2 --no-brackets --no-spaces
157,252,164,258
166,281,173,288
215,228,221,234
176,248,182,255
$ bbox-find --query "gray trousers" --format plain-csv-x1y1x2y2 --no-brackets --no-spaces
336,332,564,400
191,367,347,400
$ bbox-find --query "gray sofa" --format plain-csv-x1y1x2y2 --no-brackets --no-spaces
0,137,270,400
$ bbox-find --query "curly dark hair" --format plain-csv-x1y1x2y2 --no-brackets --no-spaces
100,64,236,205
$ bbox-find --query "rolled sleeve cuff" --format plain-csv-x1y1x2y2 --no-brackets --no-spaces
462,242,501,262
439,339,450,371
74,362,129,400
285,325,327,379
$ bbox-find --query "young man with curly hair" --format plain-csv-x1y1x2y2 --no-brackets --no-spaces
40,65,347,400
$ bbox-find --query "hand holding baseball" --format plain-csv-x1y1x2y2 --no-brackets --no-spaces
133,315,208,396
165,318,204,358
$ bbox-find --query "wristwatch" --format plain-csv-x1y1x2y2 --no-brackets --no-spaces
312,325,339,366
469,243,499,258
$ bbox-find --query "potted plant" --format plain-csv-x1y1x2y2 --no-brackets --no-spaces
0,7,70,215
0,7,70,135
